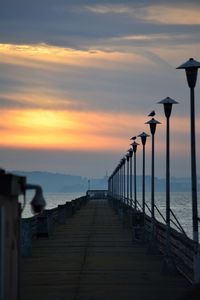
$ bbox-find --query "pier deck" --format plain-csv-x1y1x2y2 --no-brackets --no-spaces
21,199,191,300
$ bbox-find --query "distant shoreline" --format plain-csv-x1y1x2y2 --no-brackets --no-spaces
11,170,198,193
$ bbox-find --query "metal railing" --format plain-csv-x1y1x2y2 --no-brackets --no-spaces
108,195,199,283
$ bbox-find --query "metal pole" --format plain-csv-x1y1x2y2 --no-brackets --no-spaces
190,87,199,244
166,115,171,256
190,86,200,284
130,155,133,208
120,166,122,202
134,151,137,210
127,157,129,205
119,167,121,201
112,175,114,198
142,144,145,215
151,133,155,220
176,60,200,281
123,161,126,205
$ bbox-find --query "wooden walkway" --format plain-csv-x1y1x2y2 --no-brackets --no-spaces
21,199,192,300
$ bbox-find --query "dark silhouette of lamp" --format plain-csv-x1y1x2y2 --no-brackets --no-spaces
128,148,133,208
130,141,139,210
145,117,161,253
126,152,130,206
158,97,178,273
177,58,200,282
138,132,150,216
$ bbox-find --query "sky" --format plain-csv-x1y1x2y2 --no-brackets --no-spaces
0,0,200,178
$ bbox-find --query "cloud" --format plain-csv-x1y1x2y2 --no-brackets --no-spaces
86,3,200,25
0,1,200,50
142,5,200,25
0,0,200,177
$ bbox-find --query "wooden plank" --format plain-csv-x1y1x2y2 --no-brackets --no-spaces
21,199,192,300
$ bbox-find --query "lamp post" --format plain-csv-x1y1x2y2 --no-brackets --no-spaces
158,97,178,272
146,117,161,252
126,152,130,206
122,157,126,205
128,148,133,208
120,159,123,204
116,164,120,202
131,141,139,210
120,159,124,204
138,132,150,217
177,58,200,282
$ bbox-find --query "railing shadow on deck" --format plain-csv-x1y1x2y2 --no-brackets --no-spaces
108,196,198,284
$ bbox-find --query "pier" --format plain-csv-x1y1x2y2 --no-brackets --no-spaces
1,172,199,300
20,194,194,300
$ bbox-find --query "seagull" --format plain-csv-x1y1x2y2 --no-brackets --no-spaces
130,136,136,140
148,110,155,117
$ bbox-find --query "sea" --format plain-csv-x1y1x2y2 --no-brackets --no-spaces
20,191,200,240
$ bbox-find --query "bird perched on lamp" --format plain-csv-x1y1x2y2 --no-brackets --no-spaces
148,110,155,117
130,136,137,140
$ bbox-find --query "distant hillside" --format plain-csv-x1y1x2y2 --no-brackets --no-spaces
11,170,196,193
12,170,108,192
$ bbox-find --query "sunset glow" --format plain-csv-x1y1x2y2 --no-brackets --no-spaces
0,109,148,151
0,43,153,71
0,0,200,177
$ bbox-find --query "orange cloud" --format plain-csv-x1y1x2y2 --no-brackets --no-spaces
0,109,145,151
0,108,198,156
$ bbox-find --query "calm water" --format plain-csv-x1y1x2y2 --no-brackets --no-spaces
21,191,200,239
139,192,195,238
20,191,84,218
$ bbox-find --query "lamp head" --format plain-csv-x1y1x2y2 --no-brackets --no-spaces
158,97,179,118
138,132,150,146
131,141,139,153
177,58,200,88
145,118,161,135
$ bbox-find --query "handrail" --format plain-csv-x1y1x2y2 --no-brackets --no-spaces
114,195,190,238
144,202,152,214
154,204,166,223
135,199,142,211
170,219,187,237
170,208,187,237
109,195,198,283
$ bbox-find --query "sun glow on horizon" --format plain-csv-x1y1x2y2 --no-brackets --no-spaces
0,108,146,151
0,107,195,155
